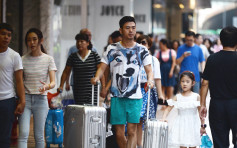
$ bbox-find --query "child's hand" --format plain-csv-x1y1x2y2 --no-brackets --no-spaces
200,127,206,135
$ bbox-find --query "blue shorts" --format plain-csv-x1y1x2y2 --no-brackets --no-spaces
110,97,143,125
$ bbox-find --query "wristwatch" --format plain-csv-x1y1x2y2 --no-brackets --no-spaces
201,124,207,128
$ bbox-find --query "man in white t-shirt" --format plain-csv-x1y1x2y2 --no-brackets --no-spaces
0,23,25,148
195,33,210,60
195,33,209,82
91,16,154,148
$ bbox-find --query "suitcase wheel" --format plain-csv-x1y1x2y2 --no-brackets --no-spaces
46,143,50,148
58,143,63,148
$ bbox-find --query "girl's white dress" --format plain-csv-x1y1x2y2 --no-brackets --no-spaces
167,92,201,147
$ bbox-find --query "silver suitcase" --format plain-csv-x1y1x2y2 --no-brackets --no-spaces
143,87,168,148
64,84,107,148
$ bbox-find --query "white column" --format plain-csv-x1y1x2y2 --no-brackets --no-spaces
81,0,88,28
88,0,134,55
2,0,6,22
133,0,152,34
40,0,54,55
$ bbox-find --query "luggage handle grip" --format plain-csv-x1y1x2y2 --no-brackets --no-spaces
92,82,101,107
90,116,101,123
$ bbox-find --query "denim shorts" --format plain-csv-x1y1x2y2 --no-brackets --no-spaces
110,97,143,125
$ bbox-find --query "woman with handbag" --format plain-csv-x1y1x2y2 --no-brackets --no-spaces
136,35,164,148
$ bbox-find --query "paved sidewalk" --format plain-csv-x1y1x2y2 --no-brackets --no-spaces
10,116,59,148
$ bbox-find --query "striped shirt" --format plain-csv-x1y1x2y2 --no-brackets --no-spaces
22,53,57,95
66,51,101,105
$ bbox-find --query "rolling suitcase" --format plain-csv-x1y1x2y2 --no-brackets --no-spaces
64,83,107,148
143,87,168,148
45,109,64,148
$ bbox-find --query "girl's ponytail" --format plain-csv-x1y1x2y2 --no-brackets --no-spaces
41,44,46,53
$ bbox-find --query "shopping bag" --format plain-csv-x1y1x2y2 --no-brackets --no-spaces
61,91,75,109
47,92,63,109
200,134,213,148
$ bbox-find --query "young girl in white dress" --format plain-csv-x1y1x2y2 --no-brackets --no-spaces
161,71,206,148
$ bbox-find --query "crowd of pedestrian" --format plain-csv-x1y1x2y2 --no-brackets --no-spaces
0,14,236,148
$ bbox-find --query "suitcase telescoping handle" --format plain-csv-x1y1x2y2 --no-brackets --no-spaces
92,82,100,107
146,85,151,121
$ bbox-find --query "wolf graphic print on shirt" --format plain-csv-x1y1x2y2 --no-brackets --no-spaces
101,42,152,99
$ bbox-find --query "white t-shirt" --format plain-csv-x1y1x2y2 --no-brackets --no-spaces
102,42,152,99
140,56,161,83
200,44,210,60
22,53,57,95
199,44,210,72
0,48,23,100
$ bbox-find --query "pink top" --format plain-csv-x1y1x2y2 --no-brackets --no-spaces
213,45,223,53
156,49,176,62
